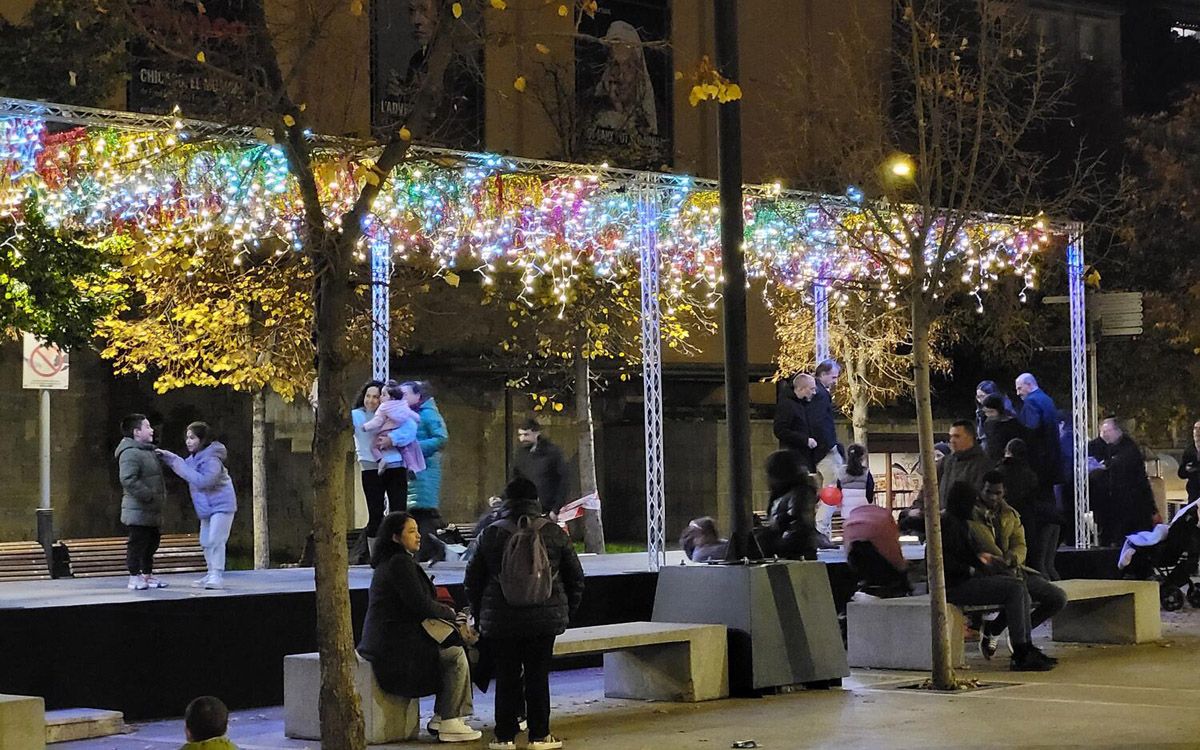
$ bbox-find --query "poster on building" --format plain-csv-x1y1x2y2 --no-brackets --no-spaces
127,0,263,119
371,0,484,149
576,0,672,170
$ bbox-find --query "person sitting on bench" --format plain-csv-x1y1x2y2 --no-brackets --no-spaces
940,480,1056,672
680,517,729,563
972,471,1068,661
843,504,911,599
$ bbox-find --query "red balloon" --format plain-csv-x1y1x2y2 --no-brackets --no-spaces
818,486,843,506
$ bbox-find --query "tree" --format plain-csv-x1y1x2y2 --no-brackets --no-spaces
0,198,126,348
95,241,316,569
769,285,951,446
1117,87,1200,436
791,0,1106,689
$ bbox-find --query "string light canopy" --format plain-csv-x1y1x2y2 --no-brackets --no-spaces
0,98,1055,309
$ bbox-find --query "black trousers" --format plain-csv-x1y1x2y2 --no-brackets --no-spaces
126,525,160,575
360,468,409,538
847,541,910,594
492,635,556,742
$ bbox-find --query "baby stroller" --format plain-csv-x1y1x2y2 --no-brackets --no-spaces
1118,500,1200,611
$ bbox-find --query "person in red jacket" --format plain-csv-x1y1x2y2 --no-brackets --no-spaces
843,504,910,597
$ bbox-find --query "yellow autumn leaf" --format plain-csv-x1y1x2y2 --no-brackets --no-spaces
489,0,507,8
452,2,463,18
557,4,568,16
398,126,412,141
552,402,564,412
349,0,363,16
536,43,551,55
443,271,460,287
282,114,296,127
196,51,206,63
513,76,527,92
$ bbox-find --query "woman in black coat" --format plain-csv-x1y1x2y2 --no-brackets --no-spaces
357,512,482,743
464,479,585,750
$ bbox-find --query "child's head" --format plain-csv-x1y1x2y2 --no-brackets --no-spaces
184,695,228,742
845,443,867,476
381,380,405,403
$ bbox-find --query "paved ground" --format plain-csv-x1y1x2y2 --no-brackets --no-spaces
57,607,1200,750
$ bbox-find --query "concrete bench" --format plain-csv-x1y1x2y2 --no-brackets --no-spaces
554,622,728,702
847,579,1162,670
0,693,45,750
283,652,419,744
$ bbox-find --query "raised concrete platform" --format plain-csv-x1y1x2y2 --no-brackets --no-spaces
44,709,124,744
554,622,728,702
847,595,966,671
0,693,45,750
283,652,418,744
653,561,849,693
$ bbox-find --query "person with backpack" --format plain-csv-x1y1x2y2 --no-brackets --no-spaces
464,478,585,750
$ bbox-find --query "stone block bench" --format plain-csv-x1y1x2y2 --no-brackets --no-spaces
553,621,728,702
283,652,419,744
847,578,1161,670
0,693,45,750
283,622,727,743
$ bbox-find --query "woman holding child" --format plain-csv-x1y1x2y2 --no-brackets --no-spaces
352,380,421,555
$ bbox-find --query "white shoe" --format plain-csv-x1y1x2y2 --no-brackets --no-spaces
143,575,169,589
488,740,517,750
127,575,148,590
436,717,482,743
192,575,212,588
851,591,880,603
529,736,564,750
204,576,224,590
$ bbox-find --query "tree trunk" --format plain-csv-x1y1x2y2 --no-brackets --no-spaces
252,387,270,570
912,294,956,691
574,344,599,499
311,230,366,749
852,383,870,449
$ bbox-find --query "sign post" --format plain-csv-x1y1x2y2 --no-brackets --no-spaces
22,333,69,551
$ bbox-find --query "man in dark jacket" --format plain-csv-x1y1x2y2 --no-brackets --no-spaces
938,420,995,507
1089,417,1160,546
773,373,817,471
465,478,585,750
1014,373,1061,488
807,360,844,539
512,418,570,518
1177,420,1200,502
115,413,168,591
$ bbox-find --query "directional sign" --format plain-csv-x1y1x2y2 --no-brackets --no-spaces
22,333,69,390
1095,292,1143,337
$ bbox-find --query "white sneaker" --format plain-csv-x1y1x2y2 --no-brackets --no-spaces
127,575,148,591
436,717,482,743
204,576,224,590
192,575,212,588
143,575,169,589
851,591,880,603
529,736,564,750
488,740,517,750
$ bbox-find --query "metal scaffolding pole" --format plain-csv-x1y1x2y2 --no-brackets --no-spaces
371,244,391,382
638,179,666,571
814,279,830,364
1067,227,1093,548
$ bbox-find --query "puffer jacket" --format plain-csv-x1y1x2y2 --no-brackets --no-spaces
969,500,1028,572
115,437,166,527
407,398,449,510
464,497,585,639
162,441,237,519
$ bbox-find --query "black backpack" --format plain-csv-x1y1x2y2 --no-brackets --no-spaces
495,516,555,606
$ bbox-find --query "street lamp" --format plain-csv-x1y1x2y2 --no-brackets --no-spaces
887,153,916,180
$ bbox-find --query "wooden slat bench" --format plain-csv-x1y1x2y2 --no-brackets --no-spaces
0,541,52,581
846,578,1161,670
61,534,206,577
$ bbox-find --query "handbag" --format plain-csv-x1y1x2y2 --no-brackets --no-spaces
421,616,479,648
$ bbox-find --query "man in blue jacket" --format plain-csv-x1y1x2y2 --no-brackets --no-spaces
1015,373,1060,489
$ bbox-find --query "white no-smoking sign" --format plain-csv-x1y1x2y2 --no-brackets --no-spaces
22,333,69,390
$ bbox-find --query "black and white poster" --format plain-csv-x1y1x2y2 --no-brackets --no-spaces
576,0,672,169
128,0,265,119
371,0,483,149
